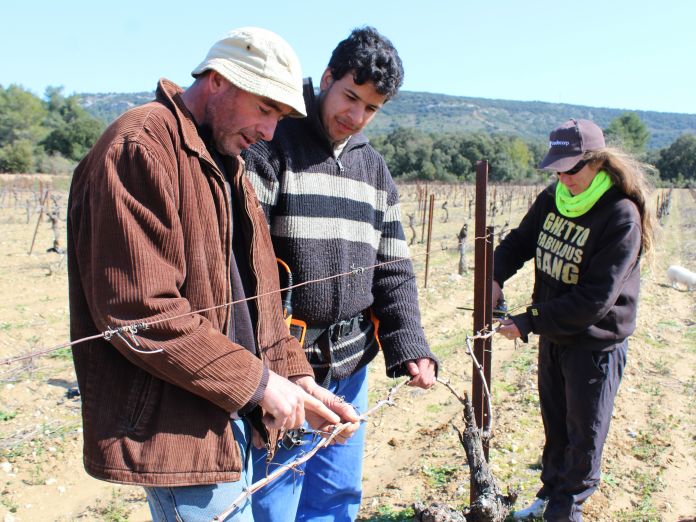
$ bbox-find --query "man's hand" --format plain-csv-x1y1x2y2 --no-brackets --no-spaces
406,358,436,389
293,376,361,444
260,371,340,431
496,318,521,340
492,280,504,308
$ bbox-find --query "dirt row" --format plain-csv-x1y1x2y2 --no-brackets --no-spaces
0,186,694,521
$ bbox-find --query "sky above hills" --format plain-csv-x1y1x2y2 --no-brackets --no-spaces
2,0,693,114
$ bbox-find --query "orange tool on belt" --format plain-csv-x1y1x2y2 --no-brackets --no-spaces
276,258,307,345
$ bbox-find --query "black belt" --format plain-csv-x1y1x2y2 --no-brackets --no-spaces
328,313,365,343
301,312,366,346
302,312,372,386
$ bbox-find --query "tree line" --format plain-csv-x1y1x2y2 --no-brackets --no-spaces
0,85,103,173
0,84,694,185
370,113,696,185
371,128,547,183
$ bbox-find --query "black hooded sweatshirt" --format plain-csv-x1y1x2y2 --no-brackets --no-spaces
494,183,642,351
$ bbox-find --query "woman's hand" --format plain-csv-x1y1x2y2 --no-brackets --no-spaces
496,318,521,340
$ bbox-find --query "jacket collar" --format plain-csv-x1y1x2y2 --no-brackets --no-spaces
155,78,243,177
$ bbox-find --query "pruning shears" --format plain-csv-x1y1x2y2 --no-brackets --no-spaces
279,427,332,450
493,298,509,319
457,298,509,319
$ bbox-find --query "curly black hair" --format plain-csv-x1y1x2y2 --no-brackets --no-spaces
327,26,404,100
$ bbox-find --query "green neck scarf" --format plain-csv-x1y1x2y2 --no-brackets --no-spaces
555,170,613,218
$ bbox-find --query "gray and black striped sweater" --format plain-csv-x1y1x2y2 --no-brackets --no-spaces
243,79,435,379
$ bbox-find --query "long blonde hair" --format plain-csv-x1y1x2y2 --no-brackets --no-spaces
584,147,657,261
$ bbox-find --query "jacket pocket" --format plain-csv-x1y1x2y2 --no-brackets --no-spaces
125,368,154,432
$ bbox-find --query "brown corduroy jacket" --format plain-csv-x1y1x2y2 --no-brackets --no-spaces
67,79,312,486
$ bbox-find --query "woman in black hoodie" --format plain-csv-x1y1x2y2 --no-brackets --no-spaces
493,119,656,521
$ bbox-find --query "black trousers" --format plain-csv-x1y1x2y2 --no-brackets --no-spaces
536,338,627,522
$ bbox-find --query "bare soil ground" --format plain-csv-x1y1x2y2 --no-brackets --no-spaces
0,179,694,521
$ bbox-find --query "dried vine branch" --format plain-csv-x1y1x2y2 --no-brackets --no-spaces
414,388,518,522
211,379,409,521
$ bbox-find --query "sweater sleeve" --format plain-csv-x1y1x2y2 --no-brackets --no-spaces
526,219,642,337
372,181,438,377
71,141,265,414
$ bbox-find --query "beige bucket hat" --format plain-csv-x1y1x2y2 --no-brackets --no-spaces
192,27,306,118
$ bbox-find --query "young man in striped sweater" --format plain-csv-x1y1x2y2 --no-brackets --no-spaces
244,27,437,521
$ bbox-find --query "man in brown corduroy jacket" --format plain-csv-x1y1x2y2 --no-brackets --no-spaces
67,27,357,522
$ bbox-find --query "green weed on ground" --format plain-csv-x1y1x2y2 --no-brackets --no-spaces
48,346,73,361
0,410,17,422
616,470,664,522
422,464,459,487
361,505,415,522
96,490,130,522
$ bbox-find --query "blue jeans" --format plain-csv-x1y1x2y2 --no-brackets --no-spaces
251,366,369,522
144,418,254,522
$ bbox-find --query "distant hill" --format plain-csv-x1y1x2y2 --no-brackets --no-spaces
79,92,155,124
79,90,696,150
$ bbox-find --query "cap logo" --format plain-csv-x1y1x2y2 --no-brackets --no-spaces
550,140,571,147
